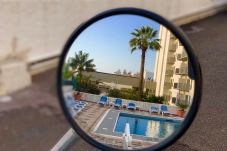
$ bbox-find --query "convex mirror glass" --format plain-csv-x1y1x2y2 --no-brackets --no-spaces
58,8,201,151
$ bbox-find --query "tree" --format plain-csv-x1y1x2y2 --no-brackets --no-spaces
123,69,127,75
129,26,161,101
114,69,121,75
127,71,132,76
68,50,96,77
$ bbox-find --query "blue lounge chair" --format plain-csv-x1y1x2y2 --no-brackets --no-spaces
65,95,75,107
127,102,136,110
98,96,108,106
149,106,159,114
78,101,87,107
160,105,170,115
65,95,83,117
114,98,123,108
73,102,85,109
65,95,86,108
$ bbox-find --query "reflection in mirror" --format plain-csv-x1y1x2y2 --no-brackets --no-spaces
62,15,195,149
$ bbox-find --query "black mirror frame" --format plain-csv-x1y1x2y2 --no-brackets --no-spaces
57,7,202,151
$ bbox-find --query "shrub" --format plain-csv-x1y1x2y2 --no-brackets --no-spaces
108,88,139,100
176,103,189,111
108,88,164,104
121,88,137,99
108,89,122,98
75,75,100,95
144,96,164,104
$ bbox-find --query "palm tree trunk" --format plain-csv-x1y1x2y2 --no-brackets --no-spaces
138,50,146,101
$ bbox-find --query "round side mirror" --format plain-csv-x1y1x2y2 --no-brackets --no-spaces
57,8,202,151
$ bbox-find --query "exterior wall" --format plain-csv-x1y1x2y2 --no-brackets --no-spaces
82,71,140,87
154,26,195,106
153,26,170,96
0,60,31,95
82,71,156,91
0,0,226,63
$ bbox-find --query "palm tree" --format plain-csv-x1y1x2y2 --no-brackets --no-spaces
69,50,96,78
129,26,161,101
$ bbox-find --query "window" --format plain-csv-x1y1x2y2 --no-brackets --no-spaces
172,97,176,104
174,83,178,89
175,68,180,74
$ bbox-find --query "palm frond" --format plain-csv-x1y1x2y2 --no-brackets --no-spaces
149,40,161,50
129,26,161,52
131,47,137,53
69,50,96,73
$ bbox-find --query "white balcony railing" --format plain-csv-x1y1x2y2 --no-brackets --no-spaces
177,50,188,61
177,83,190,91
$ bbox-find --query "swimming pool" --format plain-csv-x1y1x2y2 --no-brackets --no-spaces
114,113,181,138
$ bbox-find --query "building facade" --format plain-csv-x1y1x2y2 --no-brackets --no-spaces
153,25,194,106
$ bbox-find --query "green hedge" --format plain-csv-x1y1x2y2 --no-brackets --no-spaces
108,88,164,104
74,75,100,95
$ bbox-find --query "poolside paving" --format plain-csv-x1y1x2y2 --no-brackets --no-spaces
75,102,108,132
0,12,227,151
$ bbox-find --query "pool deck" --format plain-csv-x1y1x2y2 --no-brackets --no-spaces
94,108,182,141
75,102,108,132
74,101,183,149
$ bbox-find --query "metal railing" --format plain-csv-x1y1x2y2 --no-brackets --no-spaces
176,66,188,75
177,50,188,61
177,83,191,91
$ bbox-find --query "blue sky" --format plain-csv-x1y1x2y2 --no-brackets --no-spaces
66,14,160,74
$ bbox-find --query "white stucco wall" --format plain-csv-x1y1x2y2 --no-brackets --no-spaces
0,0,226,63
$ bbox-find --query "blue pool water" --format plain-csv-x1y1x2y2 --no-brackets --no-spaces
114,113,181,138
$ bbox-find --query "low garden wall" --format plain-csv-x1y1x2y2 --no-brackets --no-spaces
80,92,178,115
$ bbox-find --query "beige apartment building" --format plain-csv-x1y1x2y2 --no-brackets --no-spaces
153,25,194,106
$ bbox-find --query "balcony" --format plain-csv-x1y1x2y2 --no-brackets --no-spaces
164,78,172,88
177,94,190,104
167,53,175,64
177,49,188,61
175,78,191,91
167,58,175,64
165,68,173,76
168,40,177,52
176,65,188,75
